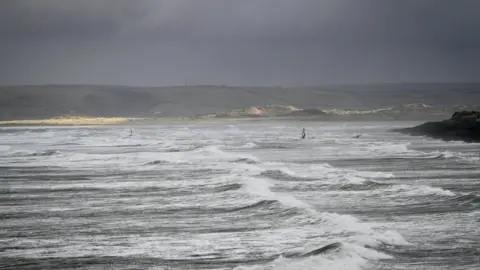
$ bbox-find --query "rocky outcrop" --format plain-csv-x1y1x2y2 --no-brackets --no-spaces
394,111,480,142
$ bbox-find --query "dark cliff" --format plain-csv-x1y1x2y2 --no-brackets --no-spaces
394,111,480,142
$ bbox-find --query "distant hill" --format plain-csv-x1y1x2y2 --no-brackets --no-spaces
0,83,479,120
198,103,463,121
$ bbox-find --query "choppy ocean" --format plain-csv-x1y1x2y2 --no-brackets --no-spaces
1,121,479,270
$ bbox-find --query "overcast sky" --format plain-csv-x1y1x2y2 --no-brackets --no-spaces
1,0,479,86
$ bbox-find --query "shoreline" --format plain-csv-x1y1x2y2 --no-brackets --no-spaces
0,116,429,128
0,117,136,126
0,116,267,127
391,111,480,143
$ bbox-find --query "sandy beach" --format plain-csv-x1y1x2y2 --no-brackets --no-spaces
0,116,136,126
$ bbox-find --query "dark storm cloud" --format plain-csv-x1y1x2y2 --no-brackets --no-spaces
0,0,146,38
2,0,479,46
1,0,479,85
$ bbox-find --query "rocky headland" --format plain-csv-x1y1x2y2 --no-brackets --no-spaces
394,111,480,143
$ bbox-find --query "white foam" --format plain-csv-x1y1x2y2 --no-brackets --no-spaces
192,145,261,164
433,150,480,162
243,176,312,209
261,163,300,176
238,255,368,270
234,158,411,256
318,212,371,233
46,149,192,168
352,171,395,179
3,124,421,269
341,175,368,185
4,149,34,156
387,185,455,197
257,161,394,185
349,230,413,248
5,179,179,191
239,142,258,149
440,151,455,158
234,243,385,270
371,230,413,247
366,142,411,155
342,242,393,260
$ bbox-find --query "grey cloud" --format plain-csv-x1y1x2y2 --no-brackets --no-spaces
2,0,479,46
0,0,148,38
0,0,479,85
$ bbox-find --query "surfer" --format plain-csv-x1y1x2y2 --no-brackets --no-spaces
129,129,133,137
301,128,306,139
354,134,361,139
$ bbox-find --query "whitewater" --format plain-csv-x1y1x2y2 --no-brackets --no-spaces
1,121,479,270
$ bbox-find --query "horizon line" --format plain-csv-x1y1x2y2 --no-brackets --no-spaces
2,81,480,88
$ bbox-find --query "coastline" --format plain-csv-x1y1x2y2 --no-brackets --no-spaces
0,116,267,127
0,117,136,127
391,112,480,143
0,115,430,128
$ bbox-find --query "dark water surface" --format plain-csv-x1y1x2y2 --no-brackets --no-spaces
1,121,479,270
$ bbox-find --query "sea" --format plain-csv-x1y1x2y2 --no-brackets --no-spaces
1,121,479,270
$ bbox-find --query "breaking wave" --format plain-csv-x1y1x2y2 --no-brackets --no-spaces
6,149,61,157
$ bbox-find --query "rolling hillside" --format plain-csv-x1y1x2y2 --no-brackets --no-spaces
0,83,479,120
